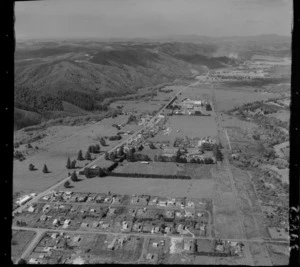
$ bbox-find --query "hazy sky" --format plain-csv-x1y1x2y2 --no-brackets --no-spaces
15,0,293,39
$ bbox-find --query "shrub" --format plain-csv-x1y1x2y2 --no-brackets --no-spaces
29,163,35,171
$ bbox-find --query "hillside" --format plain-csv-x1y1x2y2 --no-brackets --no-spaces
14,37,289,130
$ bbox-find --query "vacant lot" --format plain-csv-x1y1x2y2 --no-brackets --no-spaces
11,230,36,263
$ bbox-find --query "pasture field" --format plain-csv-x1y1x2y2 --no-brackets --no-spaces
11,230,36,263
13,115,135,195
111,100,163,114
115,162,184,176
214,88,280,111
56,176,215,198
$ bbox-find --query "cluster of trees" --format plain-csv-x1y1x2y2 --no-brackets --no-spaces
14,150,25,161
77,150,92,161
149,142,156,149
88,144,100,154
66,157,77,169
166,96,177,109
206,103,212,111
153,153,215,164
15,86,64,111
29,163,36,171
109,172,191,180
109,135,122,141
81,162,119,178
212,144,223,161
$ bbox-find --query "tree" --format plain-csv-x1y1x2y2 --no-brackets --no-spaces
149,142,156,149
85,151,92,160
84,168,92,178
71,160,76,169
77,150,84,161
42,164,49,173
64,181,70,188
95,144,100,152
29,163,35,171
118,146,124,157
71,171,78,182
98,167,106,177
138,144,144,151
105,152,109,160
66,157,71,169
110,152,116,162
100,138,106,146
16,258,27,264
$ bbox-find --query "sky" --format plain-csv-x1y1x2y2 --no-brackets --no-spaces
15,0,293,39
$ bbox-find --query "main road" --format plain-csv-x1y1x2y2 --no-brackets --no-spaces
13,81,199,216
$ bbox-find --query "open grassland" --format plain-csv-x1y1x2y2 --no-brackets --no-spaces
116,162,184,176
56,176,215,198
267,243,290,266
214,87,280,111
11,230,36,263
13,115,135,195
110,100,163,114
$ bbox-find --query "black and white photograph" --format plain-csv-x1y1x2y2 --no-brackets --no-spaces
11,0,293,265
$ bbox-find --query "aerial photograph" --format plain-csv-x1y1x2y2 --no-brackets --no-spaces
12,0,292,265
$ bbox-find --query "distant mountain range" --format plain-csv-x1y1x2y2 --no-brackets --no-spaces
14,36,290,130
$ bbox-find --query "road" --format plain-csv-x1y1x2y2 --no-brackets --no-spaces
13,82,196,216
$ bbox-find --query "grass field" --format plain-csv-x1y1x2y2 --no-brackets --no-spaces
116,162,184,176
13,116,133,195
56,176,215,198
11,230,36,263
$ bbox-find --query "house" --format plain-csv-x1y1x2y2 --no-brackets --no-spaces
28,206,35,213
29,258,39,264
177,224,183,233
40,214,48,221
165,226,171,234
42,205,50,213
81,222,89,228
152,242,159,248
52,219,60,226
107,236,117,250
185,211,193,218
122,221,129,230
154,226,160,233
133,223,142,232
73,235,81,242
51,233,59,239
92,221,100,228
158,201,167,207
64,219,71,225
146,253,154,260
184,239,194,251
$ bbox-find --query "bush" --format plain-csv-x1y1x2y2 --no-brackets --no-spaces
29,163,35,171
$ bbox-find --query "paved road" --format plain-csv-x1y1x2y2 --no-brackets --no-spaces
12,226,289,247
13,82,196,217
